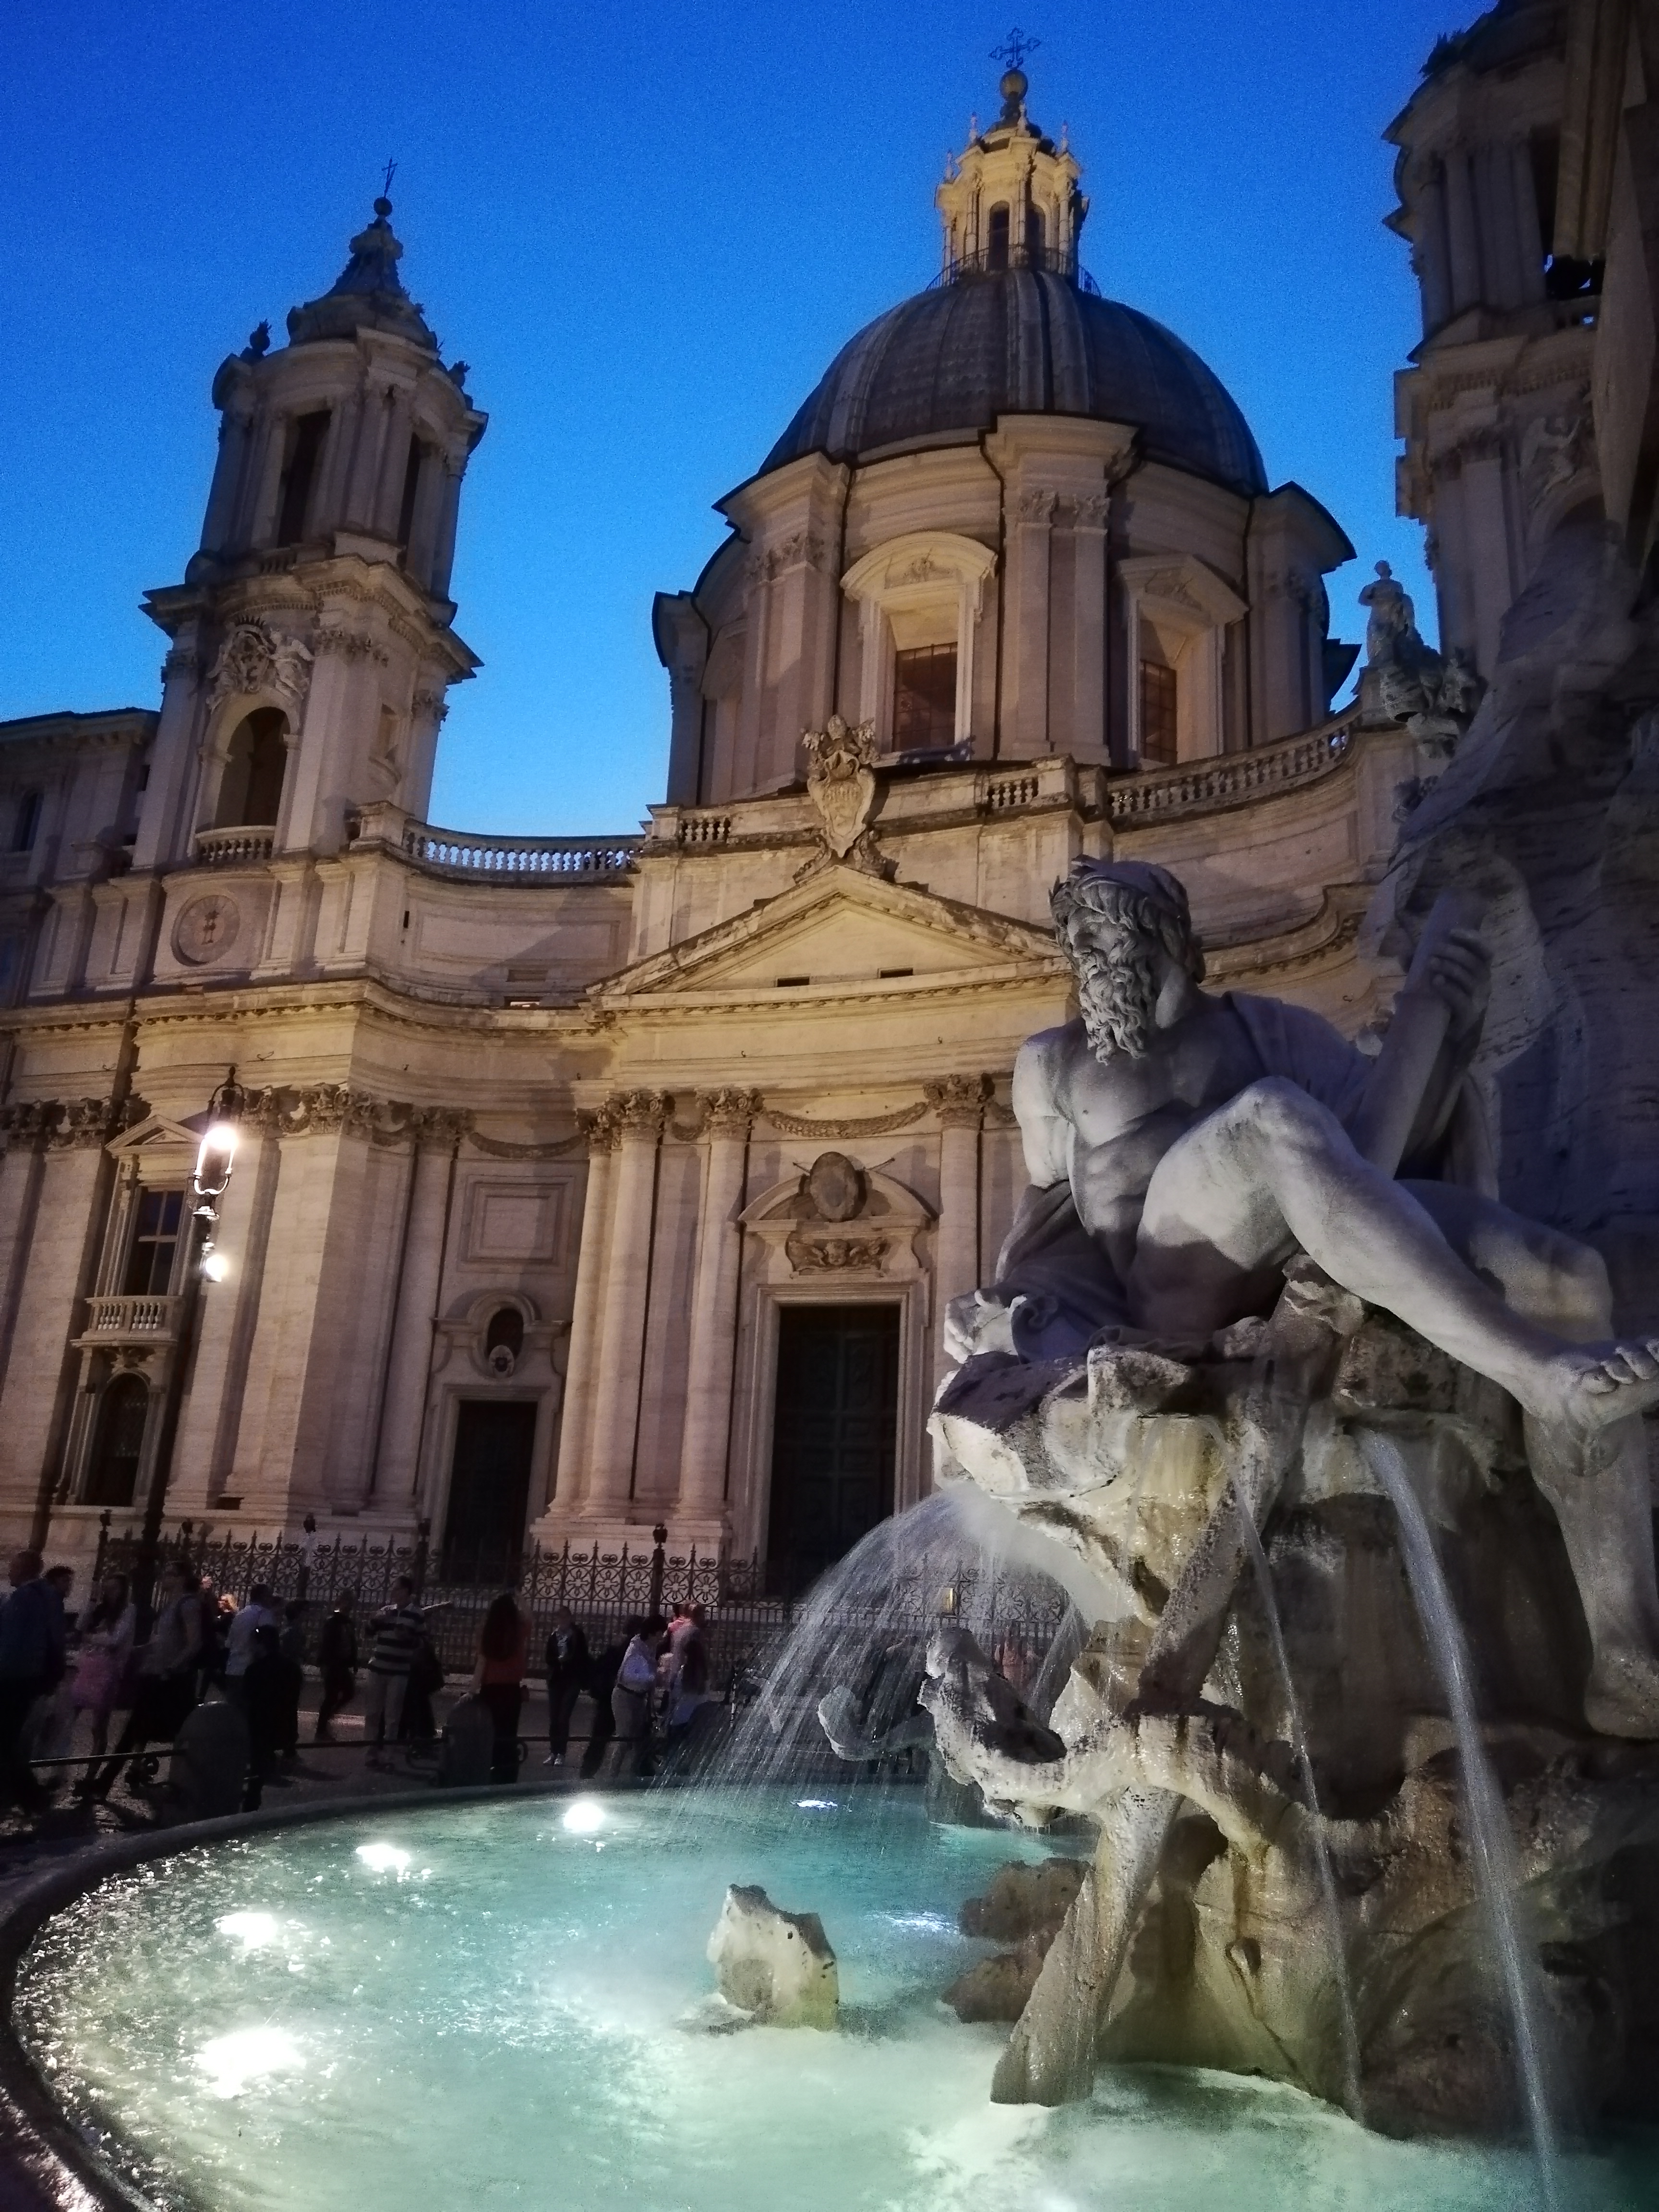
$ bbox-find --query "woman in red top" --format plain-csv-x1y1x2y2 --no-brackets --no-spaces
473,1593,529,1784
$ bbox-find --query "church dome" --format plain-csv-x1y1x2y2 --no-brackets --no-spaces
760,267,1268,497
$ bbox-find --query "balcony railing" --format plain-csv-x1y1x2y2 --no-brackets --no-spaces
80,1293,182,1343
194,825,276,866
1106,714,1357,826
401,824,642,882
931,242,1101,294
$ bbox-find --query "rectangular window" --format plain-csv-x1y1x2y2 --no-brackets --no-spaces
893,643,958,750
1139,659,1178,767
122,1189,185,1298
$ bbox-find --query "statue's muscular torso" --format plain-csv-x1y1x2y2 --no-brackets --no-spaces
1013,994,1267,1282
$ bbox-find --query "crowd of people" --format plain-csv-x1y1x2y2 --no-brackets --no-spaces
0,1546,723,1822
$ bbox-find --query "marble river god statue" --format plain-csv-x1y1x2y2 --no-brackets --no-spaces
861,859,1659,2137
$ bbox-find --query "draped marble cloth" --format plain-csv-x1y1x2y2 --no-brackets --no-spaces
988,991,1495,1357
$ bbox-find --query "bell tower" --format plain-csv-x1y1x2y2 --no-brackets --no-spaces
133,193,487,875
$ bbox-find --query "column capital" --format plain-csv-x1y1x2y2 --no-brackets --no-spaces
700,1086,762,1138
924,1073,992,1129
608,1088,674,1142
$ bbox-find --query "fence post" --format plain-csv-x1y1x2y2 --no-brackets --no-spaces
413,1518,431,1599
649,1524,668,1620
93,1511,111,1584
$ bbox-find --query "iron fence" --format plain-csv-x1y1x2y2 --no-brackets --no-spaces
87,1514,1071,1697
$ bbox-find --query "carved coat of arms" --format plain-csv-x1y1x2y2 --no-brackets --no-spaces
801,716,878,860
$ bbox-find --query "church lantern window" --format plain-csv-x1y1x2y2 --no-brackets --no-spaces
986,204,1010,271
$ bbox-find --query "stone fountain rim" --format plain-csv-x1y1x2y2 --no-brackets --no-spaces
0,1777,651,2212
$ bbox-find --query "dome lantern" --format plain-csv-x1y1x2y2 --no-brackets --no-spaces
936,50,1087,285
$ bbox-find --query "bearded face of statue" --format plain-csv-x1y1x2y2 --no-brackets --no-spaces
1063,910,1165,1062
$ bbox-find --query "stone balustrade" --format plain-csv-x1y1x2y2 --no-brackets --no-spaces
80,1293,182,1342
193,824,276,866
400,824,642,880
1106,712,1357,825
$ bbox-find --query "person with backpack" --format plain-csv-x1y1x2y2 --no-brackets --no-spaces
313,1592,359,1743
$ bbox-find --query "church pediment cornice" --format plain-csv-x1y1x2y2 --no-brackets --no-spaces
590,863,1064,1008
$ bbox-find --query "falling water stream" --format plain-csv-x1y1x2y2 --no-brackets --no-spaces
1235,1503,1365,2118
1362,1431,1562,2212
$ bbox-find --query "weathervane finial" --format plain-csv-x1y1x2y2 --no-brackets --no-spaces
991,26,1041,73
375,156,397,218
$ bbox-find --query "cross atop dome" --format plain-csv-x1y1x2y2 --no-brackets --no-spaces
989,26,1041,125
936,45,1088,286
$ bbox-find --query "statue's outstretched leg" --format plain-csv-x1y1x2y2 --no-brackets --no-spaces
1130,1078,1659,1445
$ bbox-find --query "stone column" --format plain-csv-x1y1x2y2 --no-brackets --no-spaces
581,1092,671,1518
925,1077,989,1383
676,1089,761,1526
551,1110,617,1513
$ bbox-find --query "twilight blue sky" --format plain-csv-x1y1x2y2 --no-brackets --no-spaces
3,0,1463,836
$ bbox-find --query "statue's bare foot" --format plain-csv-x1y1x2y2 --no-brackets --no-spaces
1543,1340,1659,1443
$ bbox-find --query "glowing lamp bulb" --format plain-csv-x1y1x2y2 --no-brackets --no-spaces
201,1250,229,1283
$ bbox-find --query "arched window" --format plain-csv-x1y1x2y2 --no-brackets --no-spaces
1025,205,1046,264
986,204,1010,272
215,709,289,830
276,410,330,545
86,1374,148,1508
485,1306,525,1376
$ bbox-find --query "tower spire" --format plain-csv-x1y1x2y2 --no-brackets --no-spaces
286,189,435,350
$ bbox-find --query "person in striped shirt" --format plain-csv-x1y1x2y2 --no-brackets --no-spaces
363,1577,429,1767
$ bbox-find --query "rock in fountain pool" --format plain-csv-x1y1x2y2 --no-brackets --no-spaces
14,1790,1654,2212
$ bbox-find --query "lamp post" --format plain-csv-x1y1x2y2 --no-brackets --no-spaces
133,1071,241,1623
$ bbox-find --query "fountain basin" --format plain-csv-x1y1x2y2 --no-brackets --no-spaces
8,1788,1658,2211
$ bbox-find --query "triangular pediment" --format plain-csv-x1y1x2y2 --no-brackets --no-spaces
594,864,1063,1005
106,1111,205,1159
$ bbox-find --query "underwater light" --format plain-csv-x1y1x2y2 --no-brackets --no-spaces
796,1799,838,1811
561,1799,605,1834
214,1911,278,1949
355,1842,411,1875
194,2026,301,2100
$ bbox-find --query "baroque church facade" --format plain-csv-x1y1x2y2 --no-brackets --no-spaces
0,8,1633,1585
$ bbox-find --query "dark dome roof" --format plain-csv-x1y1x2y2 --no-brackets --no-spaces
762,268,1266,496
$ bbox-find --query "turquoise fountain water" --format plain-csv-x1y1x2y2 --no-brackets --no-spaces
16,1790,1657,2212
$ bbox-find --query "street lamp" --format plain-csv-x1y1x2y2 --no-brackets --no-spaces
134,1070,243,1619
